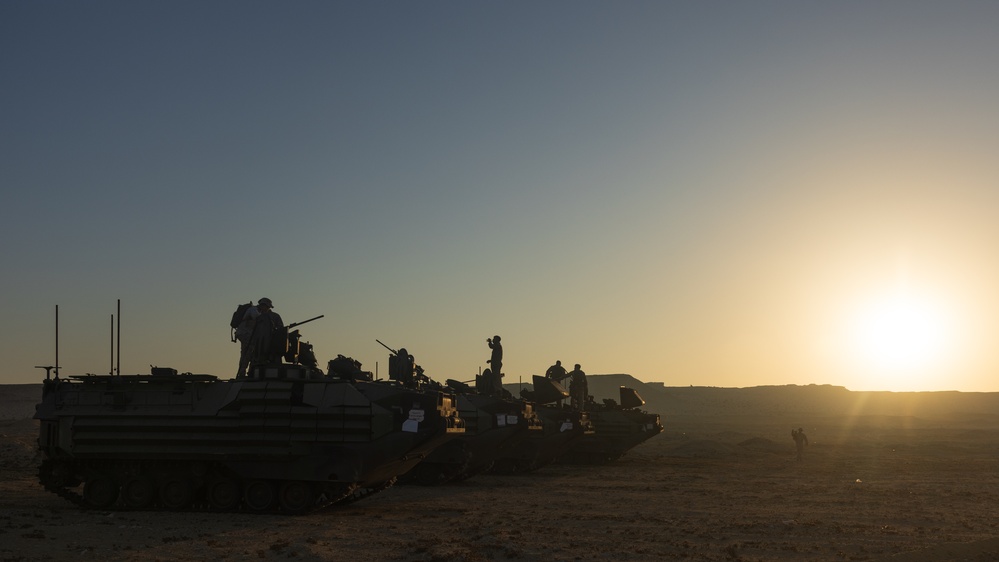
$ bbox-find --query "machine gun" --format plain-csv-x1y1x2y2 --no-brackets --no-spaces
280,315,324,366
376,339,428,387
288,315,324,330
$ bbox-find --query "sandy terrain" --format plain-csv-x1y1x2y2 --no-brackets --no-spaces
4,382,999,561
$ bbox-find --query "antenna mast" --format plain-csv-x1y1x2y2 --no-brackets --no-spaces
116,299,121,376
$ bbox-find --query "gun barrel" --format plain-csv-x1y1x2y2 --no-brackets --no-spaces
287,314,325,329
375,339,397,355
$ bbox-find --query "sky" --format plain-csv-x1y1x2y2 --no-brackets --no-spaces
3,1,999,392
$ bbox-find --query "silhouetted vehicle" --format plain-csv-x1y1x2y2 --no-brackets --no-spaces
557,386,663,463
401,379,544,485
35,360,464,513
488,376,595,473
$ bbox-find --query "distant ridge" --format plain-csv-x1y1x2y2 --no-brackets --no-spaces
505,375,999,420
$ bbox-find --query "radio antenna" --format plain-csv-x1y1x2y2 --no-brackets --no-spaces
109,314,114,375
116,299,121,376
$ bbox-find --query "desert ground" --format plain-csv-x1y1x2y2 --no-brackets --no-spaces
3,380,999,562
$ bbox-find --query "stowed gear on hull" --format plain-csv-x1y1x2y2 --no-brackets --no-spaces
35,365,464,513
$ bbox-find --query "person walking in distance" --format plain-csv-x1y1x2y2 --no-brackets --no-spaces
791,427,808,461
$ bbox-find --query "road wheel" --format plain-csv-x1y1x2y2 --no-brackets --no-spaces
121,475,156,508
159,476,194,509
244,480,275,511
207,478,241,510
278,481,313,513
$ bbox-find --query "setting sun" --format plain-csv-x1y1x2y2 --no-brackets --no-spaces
849,288,957,389
856,293,950,369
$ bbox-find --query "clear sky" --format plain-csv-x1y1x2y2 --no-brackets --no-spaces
4,1,999,391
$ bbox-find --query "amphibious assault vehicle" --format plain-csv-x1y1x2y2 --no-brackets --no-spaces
488,376,596,473
35,359,464,513
360,345,550,485
401,380,544,485
558,386,664,464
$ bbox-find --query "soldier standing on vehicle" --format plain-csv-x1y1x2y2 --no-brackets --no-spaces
487,335,503,392
545,360,567,382
248,298,285,367
568,363,587,410
792,427,808,461
546,360,569,406
234,299,265,378
389,347,417,386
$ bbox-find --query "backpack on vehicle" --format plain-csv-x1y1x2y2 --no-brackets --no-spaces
230,301,253,342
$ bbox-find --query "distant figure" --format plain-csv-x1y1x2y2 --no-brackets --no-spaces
791,427,808,461
248,298,285,367
545,360,567,382
568,363,587,410
487,335,503,388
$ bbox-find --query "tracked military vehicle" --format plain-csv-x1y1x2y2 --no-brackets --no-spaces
366,344,547,485
488,376,595,473
558,386,663,464
402,379,544,485
35,337,464,513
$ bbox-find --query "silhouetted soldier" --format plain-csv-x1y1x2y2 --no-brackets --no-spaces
234,299,267,378
248,298,285,367
487,335,503,390
389,347,417,386
791,427,808,461
235,298,274,378
545,360,567,382
568,363,587,410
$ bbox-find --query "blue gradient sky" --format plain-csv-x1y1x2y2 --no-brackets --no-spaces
4,2,999,390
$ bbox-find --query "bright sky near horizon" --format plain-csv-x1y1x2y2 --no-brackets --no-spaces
3,2,999,391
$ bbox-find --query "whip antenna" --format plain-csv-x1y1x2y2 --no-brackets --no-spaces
116,299,121,376
109,314,114,375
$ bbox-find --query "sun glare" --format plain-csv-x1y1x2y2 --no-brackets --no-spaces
850,289,955,388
